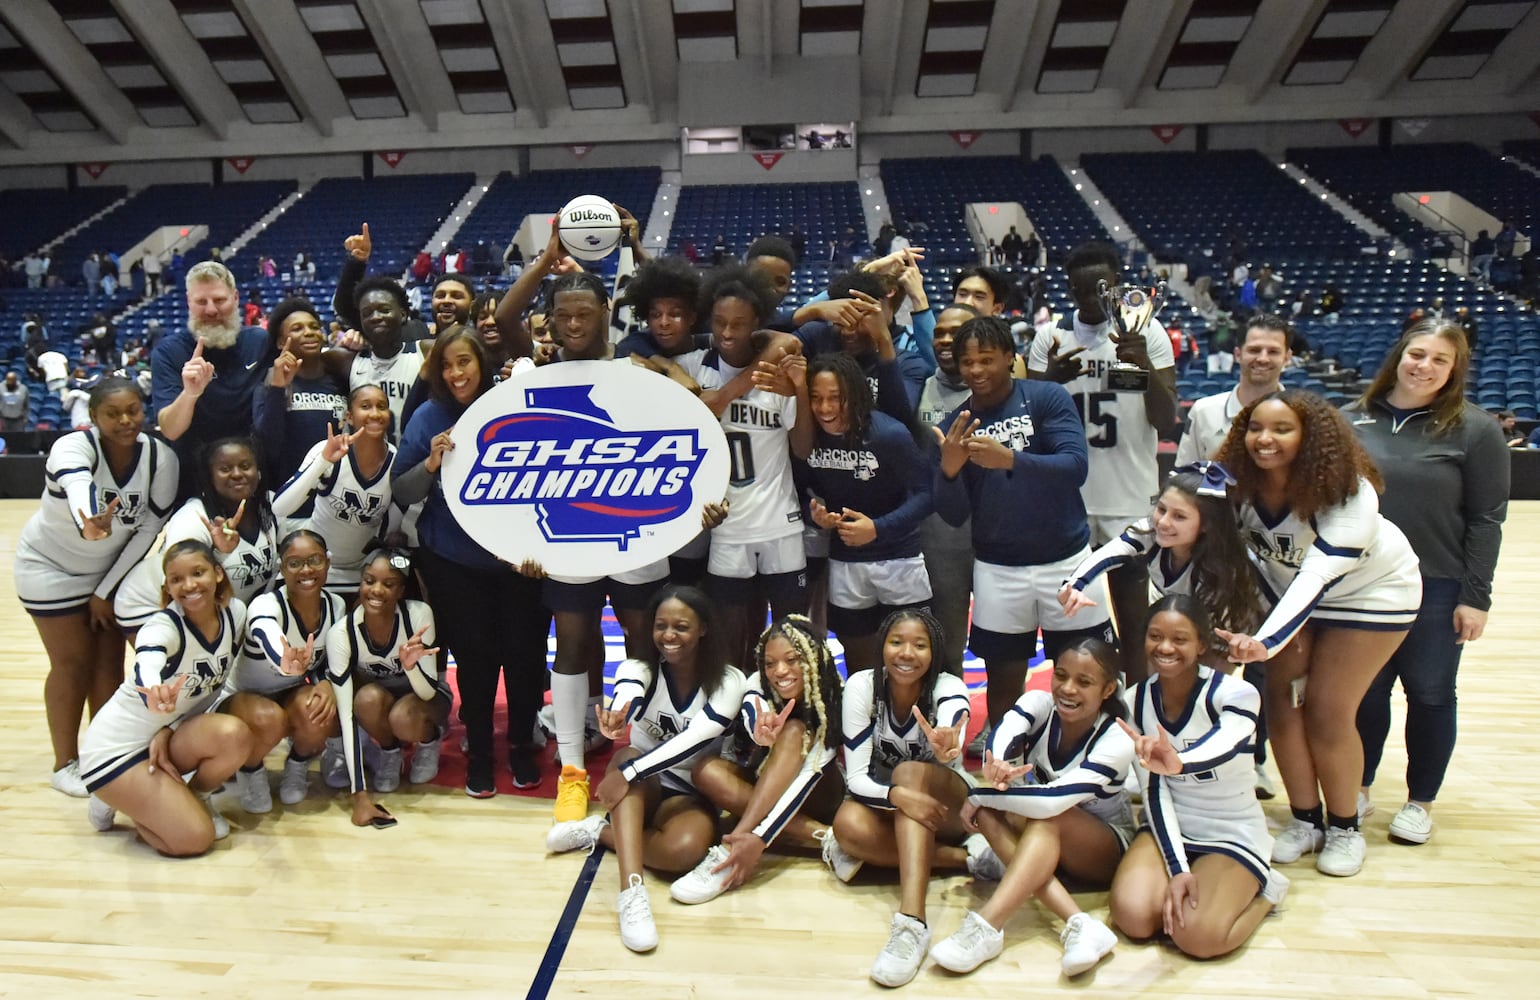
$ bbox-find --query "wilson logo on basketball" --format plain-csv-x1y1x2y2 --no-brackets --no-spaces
460,384,704,550
566,209,613,223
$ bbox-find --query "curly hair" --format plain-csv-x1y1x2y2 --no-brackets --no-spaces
870,607,951,731
753,615,842,754
807,352,873,445
698,264,778,328
1215,388,1382,521
619,256,701,318
1356,317,1471,436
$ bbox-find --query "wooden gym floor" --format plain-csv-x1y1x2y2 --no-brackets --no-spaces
0,499,1536,999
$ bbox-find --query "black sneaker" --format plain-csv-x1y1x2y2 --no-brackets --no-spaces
465,756,497,799
509,745,542,789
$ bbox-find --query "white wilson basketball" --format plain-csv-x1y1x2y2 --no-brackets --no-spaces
556,195,622,261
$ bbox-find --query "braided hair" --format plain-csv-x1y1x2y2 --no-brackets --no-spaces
753,615,843,754
806,352,873,445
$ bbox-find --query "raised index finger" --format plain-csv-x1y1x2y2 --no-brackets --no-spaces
775,698,796,724
910,704,937,737
191,339,205,359
1116,718,1141,741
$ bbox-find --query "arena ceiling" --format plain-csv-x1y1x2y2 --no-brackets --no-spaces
0,0,1537,163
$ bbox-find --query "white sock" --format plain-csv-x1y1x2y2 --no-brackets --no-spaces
552,671,589,773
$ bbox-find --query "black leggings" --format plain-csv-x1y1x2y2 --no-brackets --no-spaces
417,550,551,763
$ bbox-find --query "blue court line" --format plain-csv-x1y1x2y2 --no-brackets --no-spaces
528,844,607,1000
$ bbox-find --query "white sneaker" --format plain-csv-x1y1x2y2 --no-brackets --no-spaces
617,873,658,953
546,813,609,854
815,828,862,882
1388,803,1433,844
199,792,230,841
670,844,733,904
321,737,349,790
409,737,441,784
87,794,116,832
278,754,310,805
1060,912,1117,976
1316,826,1366,877
1254,765,1276,800
51,759,88,798
964,833,1006,881
1261,868,1290,908
871,912,930,988
1357,790,1375,821
929,910,1003,973
235,768,272,814
1271,818,1324,863
373,745,403,793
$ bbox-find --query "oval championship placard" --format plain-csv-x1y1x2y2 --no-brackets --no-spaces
441,360,730,577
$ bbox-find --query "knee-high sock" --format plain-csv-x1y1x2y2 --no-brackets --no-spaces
552,671,589,774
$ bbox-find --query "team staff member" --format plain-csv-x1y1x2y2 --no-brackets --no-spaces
1030,242,1177,683
16,377,177,797
1175,314,1293,464
1348,320,1507,845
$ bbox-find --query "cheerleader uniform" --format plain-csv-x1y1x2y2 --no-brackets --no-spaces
14,428,177,616
271,441,397,587
324,600,447,793
1130,666,1273,887
610,657,748,795
78,600,247,791
972,689,1136,847
842,668,972,810
734,673,841,843
1064,517,1195,601
226,586,347,700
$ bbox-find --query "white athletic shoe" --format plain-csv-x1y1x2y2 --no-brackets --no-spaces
51,759,88,798
871,912,930,988
321,737,349,790
87,795,116,832
235,768,272,814
373,746,403,793
1261,868,1290,909
1388,803,1433,844
1316,827,1366,877
1357,790,1376,821
1060,912,1117,976
409,737,442,784
278,754,310,806
929,910,1004,973
1254,765,1276,800
199,791,230,841
617,873,658,953
669,844,733,905
815,828,862,883
1271,818,1325,863
546,813,609,854
964,833,1006,882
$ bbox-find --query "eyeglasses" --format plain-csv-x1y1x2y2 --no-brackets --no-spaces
282,554,328,572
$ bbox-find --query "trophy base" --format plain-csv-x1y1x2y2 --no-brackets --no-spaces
1107,364,1150,393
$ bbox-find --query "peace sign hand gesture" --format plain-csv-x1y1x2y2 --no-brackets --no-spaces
595,700,634,742
277,633,316,676
200,498,246,554
912,705,966,765
981,750,1033,791
78,496,122,541
397,625,439,672
1117,718,1182,775
135,673,187,715
321,421,363,463
751,695,796,747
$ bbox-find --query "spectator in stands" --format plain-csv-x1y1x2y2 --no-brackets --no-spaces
258,255,276,279
1255,264,1282,304
874,222,896,257
503,240,524,278
0,371,28,431
838,226,860,268
1497,410,1526,448
712,233,732,266
786,223,806,263
1237,272,1258,312
1528,425,1540,448
1495,220,1518,259
1023,230,1042,268
1166,323,1200,370
1320,283,1343,322
1455,306,1478,352
1469,229,1495,284
1001,227,1025,265
1426,296,1445,320
24,251,44,289
142,318,163,352
82,312,115,362
472,240,493,276
1403,307,1426,333
152,261,271,503
987,240,1003,266
23,322,48,381
141,250,163,297
82,253,101,295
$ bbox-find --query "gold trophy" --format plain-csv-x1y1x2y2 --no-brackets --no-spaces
1098,277,1167,392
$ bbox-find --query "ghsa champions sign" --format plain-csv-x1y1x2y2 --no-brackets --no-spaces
441,361,730,577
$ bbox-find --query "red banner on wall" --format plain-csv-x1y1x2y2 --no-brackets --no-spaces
1150,125,1184,144
950,130,979,149
377,151,406,168
226,156,255,174
1528,111,1540,129
80,162,109,179
1338,118,1372,138
752,152,783,170
568,144,593,158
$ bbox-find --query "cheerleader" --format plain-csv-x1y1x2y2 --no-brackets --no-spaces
271,385,396,594
15,376,177,796
79,541,252,856
668,615,846,904
1108,596,1286,959
930,639,1134,977
544,586,747,954
220,530,346,813
833,610,997,989
1214,390,1421,878
114,436,279,633
324,550,448,827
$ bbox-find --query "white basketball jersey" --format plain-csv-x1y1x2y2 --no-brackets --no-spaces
350,344,424,442
698,353,802,544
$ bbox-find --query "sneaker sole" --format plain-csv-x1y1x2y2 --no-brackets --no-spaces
465,786,497,799
1388,826,1431,845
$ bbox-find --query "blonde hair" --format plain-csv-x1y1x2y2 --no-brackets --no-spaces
753,615,842,756
184,261,236,292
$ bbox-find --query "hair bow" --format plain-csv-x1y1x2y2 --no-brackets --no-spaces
1172,460,1236,498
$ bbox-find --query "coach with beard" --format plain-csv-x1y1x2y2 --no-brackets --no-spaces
151,261,271,502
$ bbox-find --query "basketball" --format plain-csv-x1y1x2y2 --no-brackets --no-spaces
556,194,623,261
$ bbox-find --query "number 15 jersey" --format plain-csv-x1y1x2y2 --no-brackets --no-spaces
1028,314,1174,520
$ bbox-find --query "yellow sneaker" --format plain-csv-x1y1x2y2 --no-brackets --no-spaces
554,765,591,823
